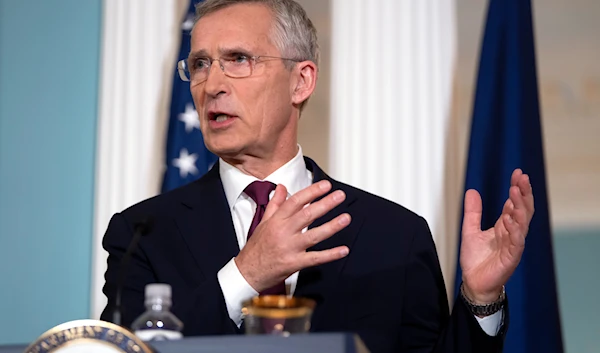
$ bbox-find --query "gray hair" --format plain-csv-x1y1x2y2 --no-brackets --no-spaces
194,0,320,68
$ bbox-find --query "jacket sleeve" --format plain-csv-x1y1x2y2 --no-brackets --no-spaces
99,213,240,336
398,216,507,353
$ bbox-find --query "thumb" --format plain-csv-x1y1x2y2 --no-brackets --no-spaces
263,184,287,220
462,189,482,235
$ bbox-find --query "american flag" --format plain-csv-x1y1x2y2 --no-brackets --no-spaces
162,0,216,193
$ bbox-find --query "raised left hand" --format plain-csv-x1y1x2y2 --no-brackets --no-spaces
459,169,535,303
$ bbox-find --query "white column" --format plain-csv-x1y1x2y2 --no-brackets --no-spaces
91,0,189,319
330,0,460,296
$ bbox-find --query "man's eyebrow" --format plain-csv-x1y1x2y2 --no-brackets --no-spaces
188,46,255,60
219,46,253,55
188,49,209,60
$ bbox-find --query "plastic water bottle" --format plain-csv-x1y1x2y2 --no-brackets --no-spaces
131,283,184,341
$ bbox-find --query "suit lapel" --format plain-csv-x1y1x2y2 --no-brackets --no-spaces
174,162,240,277
295,158,363,328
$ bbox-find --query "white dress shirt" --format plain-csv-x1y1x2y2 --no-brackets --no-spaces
216,145,502,335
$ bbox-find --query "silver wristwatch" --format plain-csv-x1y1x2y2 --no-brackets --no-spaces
460,283,506,317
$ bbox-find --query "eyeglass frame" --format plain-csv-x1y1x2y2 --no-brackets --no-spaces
177,55,302,83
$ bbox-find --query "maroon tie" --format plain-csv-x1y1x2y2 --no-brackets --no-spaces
244,181,286,296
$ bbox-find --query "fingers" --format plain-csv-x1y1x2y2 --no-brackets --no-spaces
508,186,528,225
494,215,509,242
462,189,483,235
240,181,352,292
502,213,526,248
263,184,288,220
516,173,530,195
501,198,514,215
287,189,347,231
277,180,332,219
298,246,350,269
501,176,531,245
511,168,523,187
512,169,534,219
298,213,351,249
517,174,535,220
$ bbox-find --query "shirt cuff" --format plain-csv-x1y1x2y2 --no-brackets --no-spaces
217,258,258,326
474,309,504,336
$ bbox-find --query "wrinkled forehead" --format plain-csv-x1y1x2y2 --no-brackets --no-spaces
190,3,279,56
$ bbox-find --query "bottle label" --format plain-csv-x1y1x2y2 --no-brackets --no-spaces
134,329,183,341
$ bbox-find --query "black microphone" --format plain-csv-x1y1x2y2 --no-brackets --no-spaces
112,217,155,326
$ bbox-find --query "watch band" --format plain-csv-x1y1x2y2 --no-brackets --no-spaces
460,283,506,317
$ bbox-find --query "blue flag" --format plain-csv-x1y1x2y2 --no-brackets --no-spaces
162,0,217,193
454,1,564,352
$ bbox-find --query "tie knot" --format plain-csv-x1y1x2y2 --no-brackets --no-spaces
244,181,276,206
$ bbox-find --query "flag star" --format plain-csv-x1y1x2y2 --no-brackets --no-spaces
172,148,199,178
179,103,200,133
182,14,195,31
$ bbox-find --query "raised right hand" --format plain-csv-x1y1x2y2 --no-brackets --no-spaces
234,180,351,292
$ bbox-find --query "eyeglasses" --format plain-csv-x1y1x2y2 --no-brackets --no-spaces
177,54,301,83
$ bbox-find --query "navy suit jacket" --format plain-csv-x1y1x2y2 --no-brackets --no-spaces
100,157,506,352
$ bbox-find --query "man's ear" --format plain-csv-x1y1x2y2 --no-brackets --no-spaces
291,61,317,106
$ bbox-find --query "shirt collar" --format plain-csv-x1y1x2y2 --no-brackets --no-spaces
219,145,313,211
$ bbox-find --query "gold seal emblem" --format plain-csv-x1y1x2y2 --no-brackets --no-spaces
24,320,152,353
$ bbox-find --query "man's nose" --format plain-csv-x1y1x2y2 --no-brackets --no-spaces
204,59,227,97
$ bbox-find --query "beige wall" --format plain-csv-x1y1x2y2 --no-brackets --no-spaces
296,0,331,171
455,0,600,229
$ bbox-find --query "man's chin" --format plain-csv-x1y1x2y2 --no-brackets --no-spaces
205,142,245,160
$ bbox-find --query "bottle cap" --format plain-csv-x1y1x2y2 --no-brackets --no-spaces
145,283,172,306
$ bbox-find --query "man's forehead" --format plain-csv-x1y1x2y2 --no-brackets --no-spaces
191,3,274,52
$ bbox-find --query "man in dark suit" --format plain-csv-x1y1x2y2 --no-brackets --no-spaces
100,1,535,352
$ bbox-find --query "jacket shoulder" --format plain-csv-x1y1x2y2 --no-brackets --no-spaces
118,180,204,222
333,179,426,225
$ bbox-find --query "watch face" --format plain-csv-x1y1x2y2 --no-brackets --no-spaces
24,320,152,353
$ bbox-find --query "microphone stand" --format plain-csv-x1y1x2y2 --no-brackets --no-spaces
112,218,154,326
